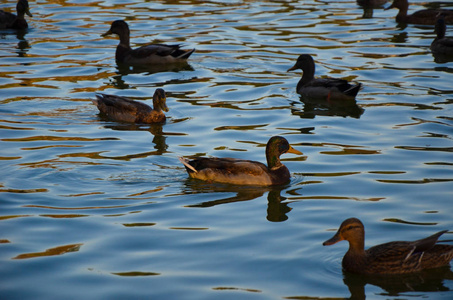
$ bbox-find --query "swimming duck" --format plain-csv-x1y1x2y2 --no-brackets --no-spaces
92,88,168,124
287,54,361,102
101,20,195,65
430,18,453,55
179,136,302,186
0,0,32,29
323,218,453,274
385,0,453,25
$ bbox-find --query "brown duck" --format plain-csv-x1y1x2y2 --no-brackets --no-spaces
101,20,195,65
0,0,32,29
92,88,168,124
323,218,453,274
386,0,453,25
179,136,302,186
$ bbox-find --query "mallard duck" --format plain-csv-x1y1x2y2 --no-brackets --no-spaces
0,0,32,29
287,54,361,102
431,18,453,55
323,218,453,274
92,88,168,123
101,20,195,65
179,136,302,186
385,0,453,25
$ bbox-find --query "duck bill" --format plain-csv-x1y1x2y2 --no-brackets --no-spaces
101,29,112,37
161,99,169,112
25,8,32,17
287,145,302,155
323,232,343,246
287,65,298,72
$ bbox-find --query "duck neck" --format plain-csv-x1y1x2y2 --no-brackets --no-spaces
436,22,446,40
118,31,131,49
153,98,162,112
347,237,365,256
395,3,409,22
297,60,315,91
266,147,282,170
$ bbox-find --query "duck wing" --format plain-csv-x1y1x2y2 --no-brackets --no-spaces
310,78,361,97
181,157,267,175
131,44,193,59
93,94,153,122
180,157,274,185
364,230,451,273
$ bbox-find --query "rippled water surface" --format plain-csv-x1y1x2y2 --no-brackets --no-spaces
1,0,453,299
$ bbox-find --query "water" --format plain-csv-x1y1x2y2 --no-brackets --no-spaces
1,0,453,299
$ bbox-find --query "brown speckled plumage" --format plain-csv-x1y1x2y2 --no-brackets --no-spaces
179,136,302,186
323,218,453,274
92,88,168,124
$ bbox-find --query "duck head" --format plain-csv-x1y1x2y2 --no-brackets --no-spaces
153,88,169,112
323,218,365,246
102,20,130,37
266,136,302,169
17,0,32,17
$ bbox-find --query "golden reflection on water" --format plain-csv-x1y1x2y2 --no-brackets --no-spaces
13,243,82,260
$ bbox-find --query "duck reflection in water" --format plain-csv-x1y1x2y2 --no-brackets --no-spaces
98,121,169,156
290,99,364,119
343,267,453,300
115,61,194,76
184,183,292,222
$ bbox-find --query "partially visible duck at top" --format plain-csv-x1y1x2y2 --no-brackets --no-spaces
357,0,388,9
323,218,453,275
385,0,453,25
0,0,32,30
287,54,361,103
430,18,453,55
92,88,168,124
101,20,195,66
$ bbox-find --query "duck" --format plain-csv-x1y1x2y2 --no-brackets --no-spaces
430,18,453,55
179,136,302,186
101,20,195,65
385,0,453,25
92,88,168,123
0,0,32,30
323,217,453,275
287,54,361,102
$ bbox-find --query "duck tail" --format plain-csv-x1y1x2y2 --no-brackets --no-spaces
177,48,195,59
179,157,198,173
345,83,362,97
92,94,104,106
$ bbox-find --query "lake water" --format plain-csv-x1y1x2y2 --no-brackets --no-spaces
1,0,453,299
